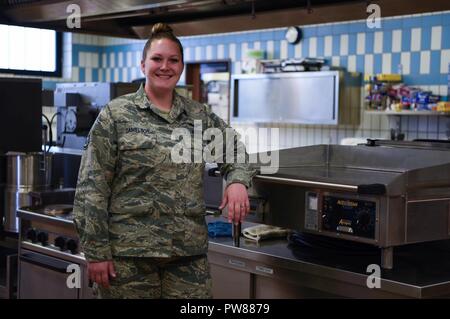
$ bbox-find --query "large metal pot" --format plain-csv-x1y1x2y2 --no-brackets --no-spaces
6,152,52,187
3,152,52,233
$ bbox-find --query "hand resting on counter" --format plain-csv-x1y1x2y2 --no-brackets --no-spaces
219,183,250,224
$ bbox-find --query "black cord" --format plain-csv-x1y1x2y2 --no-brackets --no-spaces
50,112,60,128
42,113,51,128
41,114,52,153
50,112,61,148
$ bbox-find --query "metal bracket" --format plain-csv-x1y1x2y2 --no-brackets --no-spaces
251,0,256,19
307,0,313,14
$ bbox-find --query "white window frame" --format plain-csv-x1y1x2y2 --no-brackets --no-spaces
0,24,62,77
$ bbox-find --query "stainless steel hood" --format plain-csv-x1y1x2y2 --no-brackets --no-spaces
1,0,449,38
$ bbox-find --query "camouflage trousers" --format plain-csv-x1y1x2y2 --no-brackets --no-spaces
96,255,212,299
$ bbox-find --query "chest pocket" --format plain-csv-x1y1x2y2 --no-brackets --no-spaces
118,136,168,179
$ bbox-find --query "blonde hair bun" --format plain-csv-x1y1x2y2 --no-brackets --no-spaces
142,22,184,63
151,23,174,36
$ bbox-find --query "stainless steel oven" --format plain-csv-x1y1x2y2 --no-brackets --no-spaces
19,249,81,299
17,206,94,299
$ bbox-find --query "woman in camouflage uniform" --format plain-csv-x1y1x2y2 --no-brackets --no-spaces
73,23,254,298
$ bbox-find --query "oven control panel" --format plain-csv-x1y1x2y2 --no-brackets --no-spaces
321,195,377,239
24,227,79,255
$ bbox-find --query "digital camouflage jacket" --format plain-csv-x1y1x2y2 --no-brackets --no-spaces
73,85,255,262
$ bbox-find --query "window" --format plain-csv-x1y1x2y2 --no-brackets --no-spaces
0,24,62,77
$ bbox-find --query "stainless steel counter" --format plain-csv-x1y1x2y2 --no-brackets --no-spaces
207,216,450,298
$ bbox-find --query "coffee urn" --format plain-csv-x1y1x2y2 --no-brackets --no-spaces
3,152,52,233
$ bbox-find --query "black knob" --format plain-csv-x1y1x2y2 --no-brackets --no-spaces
26,228,37,242
37,232,49,246
66,239,78,254
357,211,371,232
322,213,331,230
54,236,67,251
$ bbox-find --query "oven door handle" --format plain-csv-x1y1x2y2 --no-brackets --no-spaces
21,252,72,273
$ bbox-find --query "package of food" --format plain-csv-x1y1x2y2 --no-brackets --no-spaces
375,74,402,82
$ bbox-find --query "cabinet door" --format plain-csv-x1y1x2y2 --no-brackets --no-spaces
210,264,252,299
254,275,338,299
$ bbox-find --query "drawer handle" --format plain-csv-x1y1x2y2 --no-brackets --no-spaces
255,265,274,275
228,259,246,268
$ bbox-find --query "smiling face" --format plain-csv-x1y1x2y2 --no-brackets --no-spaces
140,38,184,94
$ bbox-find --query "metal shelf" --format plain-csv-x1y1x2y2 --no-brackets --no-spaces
365,110,450,116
